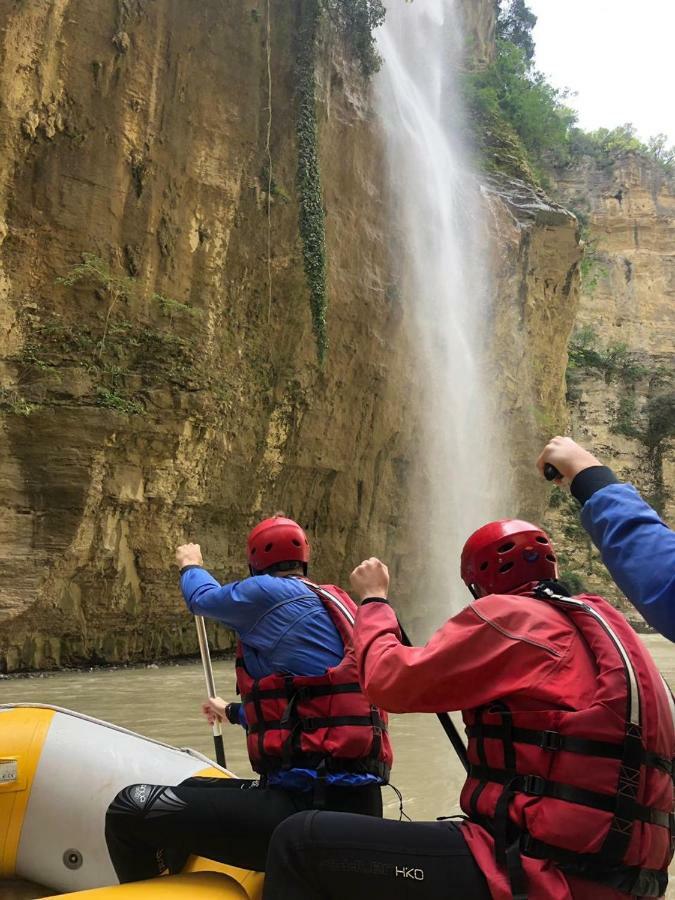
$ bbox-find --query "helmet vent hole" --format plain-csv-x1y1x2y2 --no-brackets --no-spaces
264,543,273,552
497,542,515,553
536,536,549,544
546,554,556,562
498,562,514,574
479,561,489,571
292,539,301,547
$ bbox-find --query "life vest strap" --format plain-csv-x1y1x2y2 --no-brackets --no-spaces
249,714,385,734
520,834,668,898
251,754,391,781
505,837,528,900
469,765,671,828
241,682,362,704
466,723,673,775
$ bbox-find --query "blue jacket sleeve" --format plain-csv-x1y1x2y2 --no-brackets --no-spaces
179,567,269,635
581,483,675,641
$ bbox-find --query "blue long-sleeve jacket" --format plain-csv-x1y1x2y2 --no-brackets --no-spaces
180,567,381,788
572,467,675,641
180,568,345,678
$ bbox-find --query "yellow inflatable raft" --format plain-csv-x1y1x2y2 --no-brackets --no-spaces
0,704,264,899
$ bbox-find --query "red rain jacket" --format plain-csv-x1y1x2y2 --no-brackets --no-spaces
354,588,674,900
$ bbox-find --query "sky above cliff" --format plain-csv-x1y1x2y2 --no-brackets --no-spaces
528,0,674,144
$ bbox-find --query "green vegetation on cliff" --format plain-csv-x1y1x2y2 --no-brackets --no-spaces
9,254,201,418
566,326,674,515
465,1,675,184
463,1,574,184
296,3,328,363
321,0,385,76
295,0,385,362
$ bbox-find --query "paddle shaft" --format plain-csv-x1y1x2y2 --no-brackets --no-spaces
398,622,469,773
195,615,227,768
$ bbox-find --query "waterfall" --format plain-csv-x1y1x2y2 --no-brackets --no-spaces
375,1,511,623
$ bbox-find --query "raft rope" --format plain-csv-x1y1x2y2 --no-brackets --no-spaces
388,782,411,822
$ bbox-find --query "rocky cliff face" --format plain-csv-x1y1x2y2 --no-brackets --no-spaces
0,0,579,671
458,0,496,69
546,154,675,613
484,177,581,521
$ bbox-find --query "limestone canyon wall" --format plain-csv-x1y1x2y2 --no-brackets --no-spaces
545,154,675,617
0,0,579,671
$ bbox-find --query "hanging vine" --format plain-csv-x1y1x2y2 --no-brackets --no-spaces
320,0,385,76
296,1,328,362
295,0,385,362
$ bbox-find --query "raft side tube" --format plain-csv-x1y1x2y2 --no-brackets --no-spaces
49,872,250,898
0,706,234,894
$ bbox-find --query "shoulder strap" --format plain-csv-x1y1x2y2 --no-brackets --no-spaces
303,580,356,628
533,584,641,726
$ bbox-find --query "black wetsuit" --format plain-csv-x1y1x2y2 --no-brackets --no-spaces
105,776,382,881
262,811,491,899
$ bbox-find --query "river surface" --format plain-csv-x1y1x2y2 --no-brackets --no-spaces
2,634,674,897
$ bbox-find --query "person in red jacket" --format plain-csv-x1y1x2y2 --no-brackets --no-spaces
262,520,675,900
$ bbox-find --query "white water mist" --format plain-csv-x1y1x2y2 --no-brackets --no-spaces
376,1,511,622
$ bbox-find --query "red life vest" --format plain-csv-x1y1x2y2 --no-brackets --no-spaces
235,581,393,781
461,585,675,899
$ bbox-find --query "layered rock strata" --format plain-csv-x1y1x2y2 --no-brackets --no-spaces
0,1,579,670
546,154,675,615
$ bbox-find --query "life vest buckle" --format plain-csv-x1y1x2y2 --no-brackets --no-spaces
539,730,562,751
522,774,546,797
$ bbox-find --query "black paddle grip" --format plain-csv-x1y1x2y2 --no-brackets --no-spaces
544,463,562,481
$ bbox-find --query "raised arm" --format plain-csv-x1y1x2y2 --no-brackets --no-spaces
580,482,675,641
175,542,270,633
349,558,566,713
538,436,675,641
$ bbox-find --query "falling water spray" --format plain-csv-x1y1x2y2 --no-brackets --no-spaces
375,0,511,623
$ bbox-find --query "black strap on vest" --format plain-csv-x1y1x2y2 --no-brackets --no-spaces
466,723,673,775
244,678,389,781
241,682,362,704
249,714,382,734
468,707,489,820
521,835,668,898
468,583,674,899
474,759,671,899
469,765,671,828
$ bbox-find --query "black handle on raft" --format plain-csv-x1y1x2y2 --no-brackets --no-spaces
544,463,562,482
213,733,226,768
398,623,469,773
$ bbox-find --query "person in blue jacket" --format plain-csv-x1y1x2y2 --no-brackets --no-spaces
105,515,389,882
537,435,675,641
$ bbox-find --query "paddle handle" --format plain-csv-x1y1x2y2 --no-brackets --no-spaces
195,615,227,768
544,463,562,482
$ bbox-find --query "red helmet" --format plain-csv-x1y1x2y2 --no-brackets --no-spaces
460,519,557,596
246,516,310,573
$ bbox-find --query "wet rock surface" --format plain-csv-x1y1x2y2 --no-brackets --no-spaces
0,3,580,671
545,154,675,611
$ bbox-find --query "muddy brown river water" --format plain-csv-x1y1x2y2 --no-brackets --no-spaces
1,634,673,898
